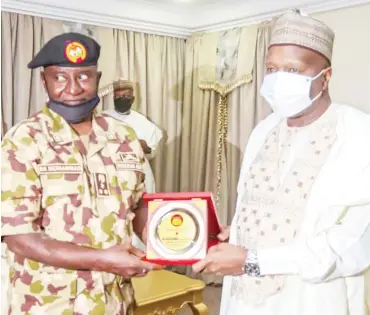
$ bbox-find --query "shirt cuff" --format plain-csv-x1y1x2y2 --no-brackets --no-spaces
258,245,299,276
1,199,41,236
1,212,41,236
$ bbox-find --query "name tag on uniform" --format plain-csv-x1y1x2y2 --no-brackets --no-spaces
38,164,83,174
115,153,143,172
115,163,143,171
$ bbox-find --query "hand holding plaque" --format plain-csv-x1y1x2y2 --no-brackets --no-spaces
143,192,221,265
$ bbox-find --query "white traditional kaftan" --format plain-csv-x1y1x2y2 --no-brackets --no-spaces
105,109,163,251
220,103,370,315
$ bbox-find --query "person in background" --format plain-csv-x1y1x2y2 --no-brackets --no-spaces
104,80,163,251
192,10,370,315
1,32,160,315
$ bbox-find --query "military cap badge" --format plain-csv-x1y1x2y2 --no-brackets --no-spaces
64,41,87,64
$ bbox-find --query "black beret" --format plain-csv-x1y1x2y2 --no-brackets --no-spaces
28,32,100,69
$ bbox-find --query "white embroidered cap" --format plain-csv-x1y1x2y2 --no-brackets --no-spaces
269,9,335,62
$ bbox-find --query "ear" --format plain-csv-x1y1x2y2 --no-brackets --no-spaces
322,67,332,91
40,71,47,90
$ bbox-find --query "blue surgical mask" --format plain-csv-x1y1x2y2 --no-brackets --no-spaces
47,95,100,123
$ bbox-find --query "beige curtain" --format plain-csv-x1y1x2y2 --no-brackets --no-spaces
1,12,185,194
1,12,64,135
181,23,271,283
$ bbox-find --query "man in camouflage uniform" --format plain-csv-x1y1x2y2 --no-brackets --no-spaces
1,32,159,315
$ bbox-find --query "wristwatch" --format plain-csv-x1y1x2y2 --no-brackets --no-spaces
243,249,261,277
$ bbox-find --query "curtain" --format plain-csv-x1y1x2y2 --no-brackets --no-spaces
180,23,272,283
1,13,64,135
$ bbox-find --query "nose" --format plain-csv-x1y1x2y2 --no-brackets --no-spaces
65,79,83,96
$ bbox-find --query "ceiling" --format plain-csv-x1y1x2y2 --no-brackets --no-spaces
137,0,230,4
2,0,369,37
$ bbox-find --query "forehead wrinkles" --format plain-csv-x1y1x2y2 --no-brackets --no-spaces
266,45,327,69
44,66,97,74
266,55,304,67
266,45,308,65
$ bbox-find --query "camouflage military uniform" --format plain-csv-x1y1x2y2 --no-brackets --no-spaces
1,106,146,315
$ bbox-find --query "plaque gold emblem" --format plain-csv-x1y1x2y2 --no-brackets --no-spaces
147,200,207,261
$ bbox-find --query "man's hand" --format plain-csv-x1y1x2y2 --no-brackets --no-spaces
99,243,161,278
3,234,160,277
192,243,247,277
217,225,230,242
139,139,152,155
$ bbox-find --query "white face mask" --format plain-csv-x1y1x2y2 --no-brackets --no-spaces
260,69,328,118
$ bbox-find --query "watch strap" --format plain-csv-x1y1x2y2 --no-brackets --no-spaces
244,249,261,277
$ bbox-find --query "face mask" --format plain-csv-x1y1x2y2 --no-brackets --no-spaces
114,97,134,113
260,69,328,118
47,95,100,124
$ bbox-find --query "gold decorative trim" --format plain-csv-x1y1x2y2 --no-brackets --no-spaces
199,73,252,96
215,94,228,207
199,74,252,207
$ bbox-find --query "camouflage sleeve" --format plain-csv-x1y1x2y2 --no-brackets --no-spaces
133,130,147,207
121,124,147,207
1,128,42,236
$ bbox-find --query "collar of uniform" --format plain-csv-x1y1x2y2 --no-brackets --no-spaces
42,106,121,153
87,113,123,157
92,114,121,143
42,105,77,145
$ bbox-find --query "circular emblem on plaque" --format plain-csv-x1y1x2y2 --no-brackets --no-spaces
149,202,205,259
156,210,198,252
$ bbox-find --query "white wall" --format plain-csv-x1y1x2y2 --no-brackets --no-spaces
314,4,370,113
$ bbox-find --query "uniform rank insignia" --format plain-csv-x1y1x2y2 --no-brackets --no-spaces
95,173,110,197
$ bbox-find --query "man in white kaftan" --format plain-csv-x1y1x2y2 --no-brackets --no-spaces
104,80,163,250
193,10,370,315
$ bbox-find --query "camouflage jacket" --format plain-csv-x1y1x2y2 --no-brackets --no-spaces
1,106,146,315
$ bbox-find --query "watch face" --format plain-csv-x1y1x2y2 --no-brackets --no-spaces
245,263,261,277
155,208,200,254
